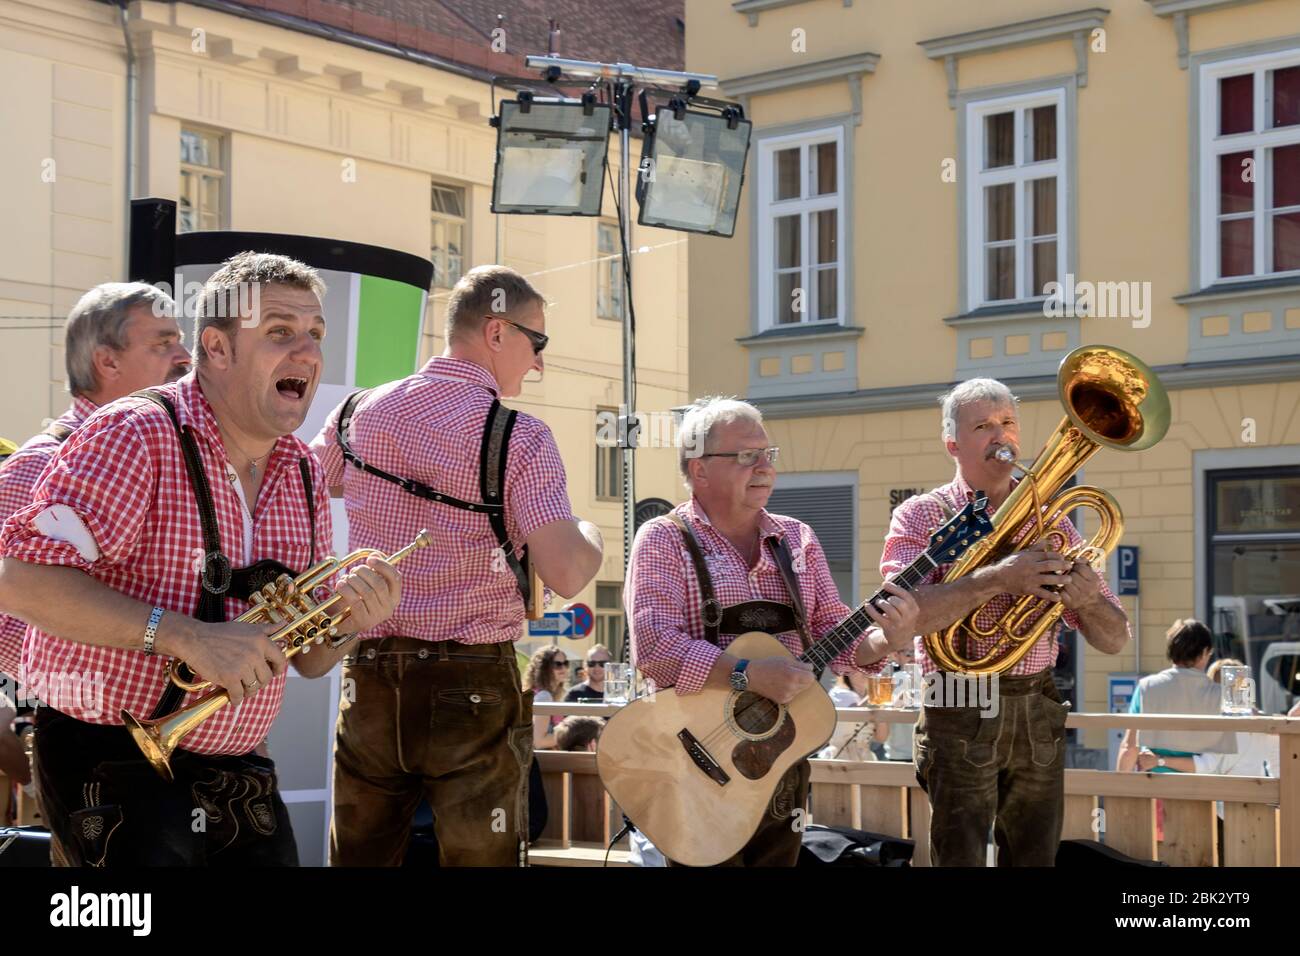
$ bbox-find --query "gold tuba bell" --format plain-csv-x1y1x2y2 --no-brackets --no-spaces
922,345,1169,675
122,530,431,781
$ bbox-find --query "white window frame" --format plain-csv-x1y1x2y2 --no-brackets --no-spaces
964,88,1068,312
596,221,624,321
755,126,846,330
430,181,467,290
595,405,622,501
1198,48,1300,286
179,126,226,234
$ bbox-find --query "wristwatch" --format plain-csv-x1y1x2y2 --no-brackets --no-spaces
730,659,750,692
1157,757,1167,768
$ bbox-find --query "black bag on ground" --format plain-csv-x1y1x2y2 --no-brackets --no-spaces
0,827,52,867
798,824,914,867
1055,838,1168,867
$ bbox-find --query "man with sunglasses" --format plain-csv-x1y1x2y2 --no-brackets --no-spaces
626,397,920,866
311,264,603,866
564,644,613,702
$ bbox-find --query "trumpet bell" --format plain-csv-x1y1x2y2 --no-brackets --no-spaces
121,710,176,783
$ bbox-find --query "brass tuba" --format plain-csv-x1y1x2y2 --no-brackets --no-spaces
122,530,431,781
923,346,1169,675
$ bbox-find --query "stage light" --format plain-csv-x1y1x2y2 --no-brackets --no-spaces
635,102,751,237
490,93,613,216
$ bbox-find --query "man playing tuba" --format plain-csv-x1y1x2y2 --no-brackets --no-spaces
881,378,1130,866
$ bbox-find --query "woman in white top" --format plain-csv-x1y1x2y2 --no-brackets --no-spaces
524,644,570,750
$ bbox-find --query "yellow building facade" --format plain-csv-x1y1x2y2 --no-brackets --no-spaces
687,0,1300,756
0,0,692,662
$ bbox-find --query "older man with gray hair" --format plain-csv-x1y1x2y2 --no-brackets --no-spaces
0,282,190,678
626,396,919,866
881,377,1130,866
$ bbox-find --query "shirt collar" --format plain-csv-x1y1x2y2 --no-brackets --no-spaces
169,372,300,477
950,470,1020,505
67,396,98,427
686,497,783,542
419,355,500,396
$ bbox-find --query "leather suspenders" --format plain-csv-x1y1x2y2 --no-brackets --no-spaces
336,389,531,605
665,512,812,655
132,389,316,719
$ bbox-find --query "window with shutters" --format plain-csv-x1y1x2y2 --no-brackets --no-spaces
766,482,856,605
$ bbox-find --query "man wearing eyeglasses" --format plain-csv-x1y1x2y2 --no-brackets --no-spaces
626,397,919,866
564,644,612,702
311,264,603,867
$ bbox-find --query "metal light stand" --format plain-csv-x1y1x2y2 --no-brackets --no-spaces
521,57,718,686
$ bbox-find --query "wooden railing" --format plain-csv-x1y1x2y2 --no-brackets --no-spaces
532,701,1300,867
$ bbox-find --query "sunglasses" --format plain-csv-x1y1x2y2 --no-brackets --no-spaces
587,660,609,668
553,659,570,668
703,446,780,468
489,315,549,355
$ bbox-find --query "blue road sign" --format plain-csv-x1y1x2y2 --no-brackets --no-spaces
1117,545,1139,596
528,611,576,638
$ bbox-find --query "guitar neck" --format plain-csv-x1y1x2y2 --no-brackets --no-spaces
798,551,937,672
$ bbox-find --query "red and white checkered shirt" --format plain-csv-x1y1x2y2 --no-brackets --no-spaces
626,498,885,696
0,374,331,755
881,472,1127,676
0,396,97,677
310,356,576,645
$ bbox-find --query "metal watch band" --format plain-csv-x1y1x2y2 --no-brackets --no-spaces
143,606,165,656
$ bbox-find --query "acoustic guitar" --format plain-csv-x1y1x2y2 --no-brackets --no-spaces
597,496,992,866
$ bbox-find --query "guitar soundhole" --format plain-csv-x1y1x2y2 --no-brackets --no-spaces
732,691,781,736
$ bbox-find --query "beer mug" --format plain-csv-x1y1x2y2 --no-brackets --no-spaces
866,670,895,708
604,663,632,705
1220,664,1255,716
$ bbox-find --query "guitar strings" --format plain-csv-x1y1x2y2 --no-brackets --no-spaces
691,557,935,754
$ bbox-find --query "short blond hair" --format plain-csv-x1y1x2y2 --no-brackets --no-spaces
445,265,545,344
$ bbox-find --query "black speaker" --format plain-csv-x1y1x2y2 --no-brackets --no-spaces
0,827,52,867
128,198,177,285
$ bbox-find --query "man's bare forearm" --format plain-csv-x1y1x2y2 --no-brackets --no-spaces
0,558,198,658
1076,599,1130,655
906,565,1008,635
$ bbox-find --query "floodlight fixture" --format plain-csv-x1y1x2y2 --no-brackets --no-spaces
490,95,613,216
635,100,752,237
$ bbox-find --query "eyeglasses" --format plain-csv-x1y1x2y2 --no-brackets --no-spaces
489,315,549,355
703,446,780,468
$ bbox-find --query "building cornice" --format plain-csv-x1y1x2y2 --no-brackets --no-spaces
918,7,1109,106
732,0,854,28
752,355,1300,419
1145,0,1275,68
721,52,879,124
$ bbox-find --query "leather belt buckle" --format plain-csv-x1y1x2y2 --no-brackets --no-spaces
701,598,723,628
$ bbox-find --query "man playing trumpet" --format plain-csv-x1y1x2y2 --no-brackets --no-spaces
882,379,1129,866
0,252,401,866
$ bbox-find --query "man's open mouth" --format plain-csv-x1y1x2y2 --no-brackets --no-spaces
276,376,308,400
